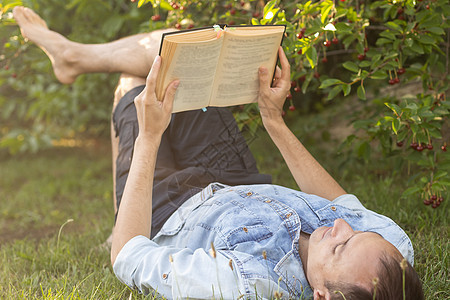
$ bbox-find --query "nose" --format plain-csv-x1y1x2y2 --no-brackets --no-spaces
331,218,354,238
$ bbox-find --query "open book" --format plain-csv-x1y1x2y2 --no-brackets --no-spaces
156,24,285,113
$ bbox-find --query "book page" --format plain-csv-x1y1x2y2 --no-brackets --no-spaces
162,37,223,113
210,31,283,107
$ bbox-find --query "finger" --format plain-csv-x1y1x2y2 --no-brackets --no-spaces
274,66,282,80
145,56,161,92
162,80,179,113
278,47,291,83
258,67,271,93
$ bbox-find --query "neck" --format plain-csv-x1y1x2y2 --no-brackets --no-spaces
298,231,310,274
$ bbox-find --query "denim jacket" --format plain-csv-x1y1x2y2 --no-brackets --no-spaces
113,183,414,299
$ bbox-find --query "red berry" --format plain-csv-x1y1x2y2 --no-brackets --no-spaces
397,8,404,14
357,54,366,61
281,110,286,117
240,1,245,6
364,47,369,53
410,142,418,149
427,143,433,150
432,202,438,208
431,195,437,201
294,86,301,93
301,28,306,34
299,75,306,82
438,196,444,203
4,65,9,70
296,32,303,39
416,144,424,152
187,24,194,29
11,73,17,78
441,145,447,152
324,40,331,47
423,199,431,205
171,3,179,9
332,37,339,44
298,49,302,55
175,23,182,29
394,77,400,84
322,57,328,63
230,8,236,15
291,81,297,88
151,15,161,21
426,4,430,9
289,105,296,111
252,12,260,18
131,0,137,2
287,93,292,99
396,141,404,147
340,0,345,2
389,79,396,85
397,68,405,75
314,72,320,79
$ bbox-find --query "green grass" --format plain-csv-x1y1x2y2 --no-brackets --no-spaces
0,113,448,299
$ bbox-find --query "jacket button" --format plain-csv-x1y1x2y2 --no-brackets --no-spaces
286,212,292,218
246,192,252,196
265,199,272,203
331,206,337,211
243,227,248,233
162,273,168,279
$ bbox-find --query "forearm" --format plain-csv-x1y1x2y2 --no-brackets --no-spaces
263,117,346,200
111,135,160,265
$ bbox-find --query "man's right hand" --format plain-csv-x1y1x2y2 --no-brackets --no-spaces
257,46,291,126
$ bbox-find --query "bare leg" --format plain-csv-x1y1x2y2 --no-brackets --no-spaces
111,74,146,215
100,74,146,248
13,6,176,84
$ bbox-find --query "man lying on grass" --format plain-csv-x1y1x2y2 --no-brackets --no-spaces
14,6,424,300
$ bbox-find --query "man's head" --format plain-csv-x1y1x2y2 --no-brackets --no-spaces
305,219,424,300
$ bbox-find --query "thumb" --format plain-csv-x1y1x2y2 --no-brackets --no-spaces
162,80,179,113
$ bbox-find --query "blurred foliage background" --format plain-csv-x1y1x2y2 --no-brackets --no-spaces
0,0,449,206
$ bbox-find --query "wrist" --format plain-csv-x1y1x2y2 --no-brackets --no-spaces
135,134,162,149
262,115,285,131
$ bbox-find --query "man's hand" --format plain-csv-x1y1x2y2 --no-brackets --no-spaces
257,46,291,125
134,56,179,139
111,56,179,266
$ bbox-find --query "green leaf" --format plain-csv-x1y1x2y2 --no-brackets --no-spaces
392,118,400,134
335,22,352,33
370,70,388,80
342,84,351,96
160,0,174,10
385,103,402,116
321,4,333,24
326,85,342,101
342,61,359,73
418,34,435,45
386,21,402,32
357,85,366,100
427,27,445,35
402,186,421,197
319,79,343,89
305,47,318,69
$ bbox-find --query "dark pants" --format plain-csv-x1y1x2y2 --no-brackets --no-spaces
113,85,271,238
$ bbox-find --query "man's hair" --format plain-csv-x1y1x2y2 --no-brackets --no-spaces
326,253,424,300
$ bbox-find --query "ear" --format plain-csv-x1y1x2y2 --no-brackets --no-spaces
314,288,331,300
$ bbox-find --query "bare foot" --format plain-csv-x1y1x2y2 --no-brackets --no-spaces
13,6,81,84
